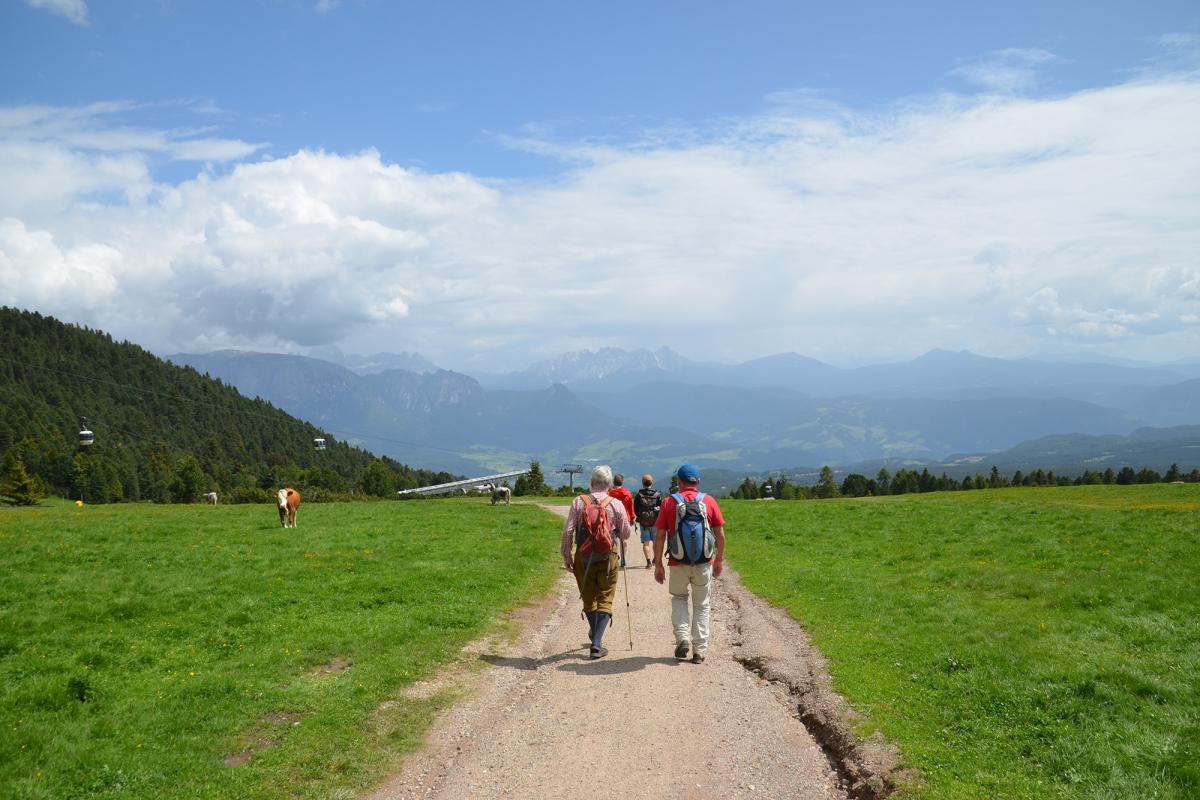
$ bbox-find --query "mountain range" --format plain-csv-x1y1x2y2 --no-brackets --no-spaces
169,346,1200,481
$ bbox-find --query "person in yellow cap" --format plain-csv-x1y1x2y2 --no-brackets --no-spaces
633,473,661,569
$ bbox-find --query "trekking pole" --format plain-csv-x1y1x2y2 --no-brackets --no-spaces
621,538,633,650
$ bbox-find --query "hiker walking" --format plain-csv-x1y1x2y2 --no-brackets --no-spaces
608,473,636,569
561,465,632,659
653,464,725,664
634,473,662,569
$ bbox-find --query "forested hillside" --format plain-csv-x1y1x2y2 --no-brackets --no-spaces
0,308,455,503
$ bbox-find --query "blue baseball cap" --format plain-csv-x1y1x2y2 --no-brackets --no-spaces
676,464,700,484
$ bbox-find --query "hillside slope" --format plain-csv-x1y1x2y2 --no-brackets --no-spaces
0,308,453,502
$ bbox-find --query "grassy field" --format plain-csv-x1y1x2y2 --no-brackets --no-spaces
0,498,561,799
728,485,1199,799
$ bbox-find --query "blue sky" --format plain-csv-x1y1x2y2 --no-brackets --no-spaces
2,0,1199,369
6,1,1193,175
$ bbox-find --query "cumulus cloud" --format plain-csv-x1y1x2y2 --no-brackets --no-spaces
2,68,1199,368
24,0,87,25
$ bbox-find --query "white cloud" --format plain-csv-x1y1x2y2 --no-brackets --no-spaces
1013,288,1161,340
951,48,1058,93
0,102,265,162
2,70,1199,369
24,0,87,25
0,219,121,314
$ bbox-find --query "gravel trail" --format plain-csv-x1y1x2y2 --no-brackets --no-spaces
366,504,850,800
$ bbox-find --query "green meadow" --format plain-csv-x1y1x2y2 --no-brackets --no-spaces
728,485,1200,799
0,499,561,799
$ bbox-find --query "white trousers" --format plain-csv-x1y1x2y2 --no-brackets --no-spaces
668,562,713,654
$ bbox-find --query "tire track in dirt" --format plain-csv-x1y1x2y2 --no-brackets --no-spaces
366,504,885,800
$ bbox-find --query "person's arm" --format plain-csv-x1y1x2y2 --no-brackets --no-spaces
616,504,632,541
652,495,675,584
653,527,667,584
561,500,578,570
712,524,725,578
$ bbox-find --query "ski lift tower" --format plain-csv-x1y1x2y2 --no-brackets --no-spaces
557,464,584,492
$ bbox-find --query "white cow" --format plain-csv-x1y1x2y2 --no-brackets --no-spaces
203,491,218,505
489,484,511,506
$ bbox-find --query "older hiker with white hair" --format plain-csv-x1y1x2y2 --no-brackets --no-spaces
561,465,632,659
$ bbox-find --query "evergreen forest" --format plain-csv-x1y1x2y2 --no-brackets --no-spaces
0,308,456,504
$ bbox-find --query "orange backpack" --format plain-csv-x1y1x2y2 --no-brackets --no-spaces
576,494,615,558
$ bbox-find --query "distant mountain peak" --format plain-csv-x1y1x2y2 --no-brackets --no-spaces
303,345,439,375
522,346,694,385
914,348,979,361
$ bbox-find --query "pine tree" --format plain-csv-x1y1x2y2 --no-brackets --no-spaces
169,455,207,503
814,466,840,499
358,460,396,497
2,452,44,506
515,460,548,496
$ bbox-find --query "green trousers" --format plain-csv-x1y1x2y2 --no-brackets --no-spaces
573,551,619,614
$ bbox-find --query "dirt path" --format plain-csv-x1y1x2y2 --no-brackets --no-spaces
367,505,890,800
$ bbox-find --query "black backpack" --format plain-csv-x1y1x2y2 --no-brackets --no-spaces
634,488,660,527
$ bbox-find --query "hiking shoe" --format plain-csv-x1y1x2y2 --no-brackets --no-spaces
691,652,705,664
674,641,690,660
589,646,608,659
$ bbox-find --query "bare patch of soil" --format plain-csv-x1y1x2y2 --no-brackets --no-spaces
309,657,352,676
222,710,310,768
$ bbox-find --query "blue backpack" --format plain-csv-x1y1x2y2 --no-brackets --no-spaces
667,492,715,564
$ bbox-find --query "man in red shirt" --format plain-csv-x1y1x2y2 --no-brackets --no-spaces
608,473,636,569
653,464,725,664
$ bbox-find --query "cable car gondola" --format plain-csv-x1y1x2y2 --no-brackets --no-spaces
79,417,94,447
313,437,327,451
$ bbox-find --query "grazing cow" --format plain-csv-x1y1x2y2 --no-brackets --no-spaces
277,487,301,528
203,491,218,505
490,485,511,506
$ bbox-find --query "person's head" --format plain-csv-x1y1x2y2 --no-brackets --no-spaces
675,463,700,486
613,473,624,487
590,465,614,491
642,473,653,488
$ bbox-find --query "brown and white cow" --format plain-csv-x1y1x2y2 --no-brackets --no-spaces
276,487,301,528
